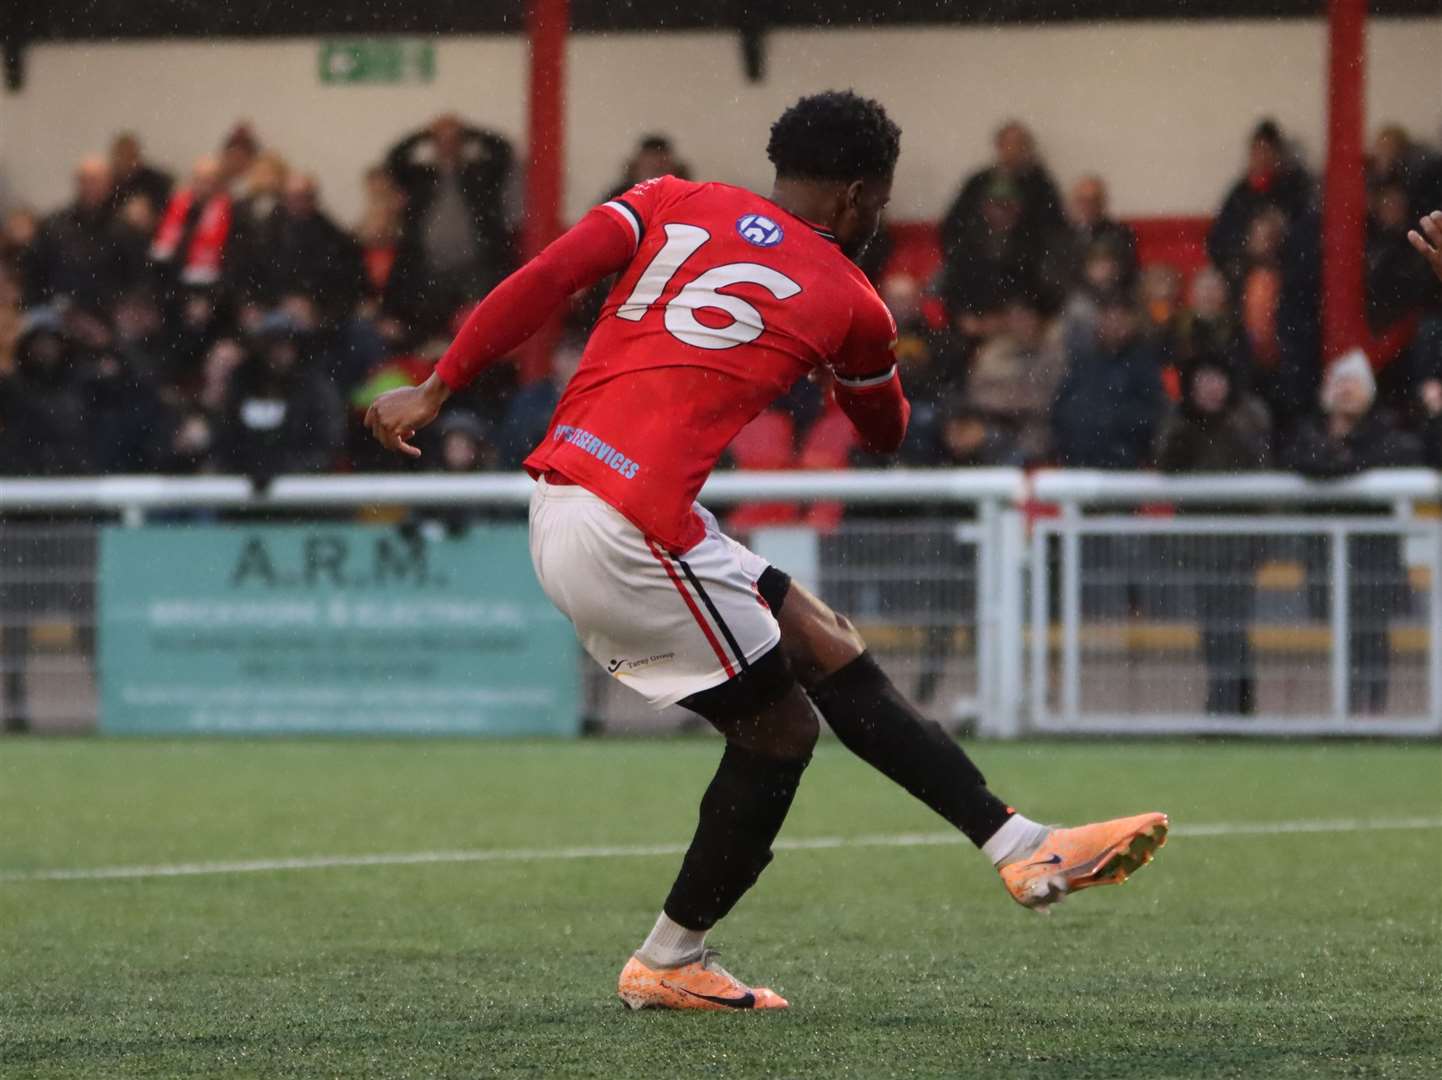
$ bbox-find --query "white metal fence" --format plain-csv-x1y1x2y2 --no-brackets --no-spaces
2,468,1439,737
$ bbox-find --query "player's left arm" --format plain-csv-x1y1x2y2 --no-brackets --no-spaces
365,208,636,457
829,298,911,455
1409,210,1442,284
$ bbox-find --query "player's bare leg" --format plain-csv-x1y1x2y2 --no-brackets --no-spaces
767,571,1168,912
619,650,815,1010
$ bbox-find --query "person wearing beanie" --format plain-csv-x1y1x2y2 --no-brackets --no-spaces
1283,348,1422,714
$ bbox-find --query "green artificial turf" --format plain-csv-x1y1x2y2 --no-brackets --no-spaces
2,738,1439,1079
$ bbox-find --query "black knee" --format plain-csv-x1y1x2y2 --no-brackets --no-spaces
679,644,795,723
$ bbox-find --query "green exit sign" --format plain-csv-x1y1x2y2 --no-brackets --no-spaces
320,40,436,85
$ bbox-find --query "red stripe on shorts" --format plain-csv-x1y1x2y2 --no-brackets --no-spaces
646,538,736,679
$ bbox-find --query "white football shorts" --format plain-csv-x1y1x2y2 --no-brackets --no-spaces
528,476,782,709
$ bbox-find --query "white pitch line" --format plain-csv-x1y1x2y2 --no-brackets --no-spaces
2,817,1439,885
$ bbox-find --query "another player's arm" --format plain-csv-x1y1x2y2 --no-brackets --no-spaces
1409,210,1442,284
829,301,911,454
365,209,636,457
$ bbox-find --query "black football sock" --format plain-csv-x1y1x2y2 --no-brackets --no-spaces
661,742,809,932
808,651,1012,847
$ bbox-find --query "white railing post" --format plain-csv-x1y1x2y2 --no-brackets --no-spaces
1029,520,1050,733
973,496,998,733
1330,526,1350,723
1060,502,1083,726
989,505,1026,739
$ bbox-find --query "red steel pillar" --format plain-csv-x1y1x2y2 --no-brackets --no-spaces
1321,0,1368,366
520,0,568,383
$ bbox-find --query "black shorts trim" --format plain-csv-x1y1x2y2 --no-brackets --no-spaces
677,557,750,672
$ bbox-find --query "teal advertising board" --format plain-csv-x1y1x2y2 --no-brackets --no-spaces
98,525,578,735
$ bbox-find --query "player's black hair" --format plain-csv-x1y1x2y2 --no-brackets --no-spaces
767,90,900,184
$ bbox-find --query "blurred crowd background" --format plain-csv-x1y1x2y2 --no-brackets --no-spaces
2,112,1441,493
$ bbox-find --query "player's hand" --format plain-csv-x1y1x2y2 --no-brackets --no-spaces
364,374,450,458
1408,210,1442,283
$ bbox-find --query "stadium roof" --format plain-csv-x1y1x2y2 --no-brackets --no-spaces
3,1,1435,90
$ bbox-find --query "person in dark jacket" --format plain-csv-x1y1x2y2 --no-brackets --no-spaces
1051,291,1167,469
938,122,1063,319
242,175,364,322
0,315,103,733
1208,119,1315,290
385,114,516,329
1053,175,1138,292
0,314,92,476
1283,350,1423,714
1366,181,1435,334
211,314,344,481
109,132,173,218
940,121,1064,268
25,157,142,312
1156,356,1272,714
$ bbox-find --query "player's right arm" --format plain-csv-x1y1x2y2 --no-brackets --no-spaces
365,199,644,457
828,294,911,454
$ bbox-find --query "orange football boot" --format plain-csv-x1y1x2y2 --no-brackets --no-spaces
999,812,1169,912
617,949,789,1011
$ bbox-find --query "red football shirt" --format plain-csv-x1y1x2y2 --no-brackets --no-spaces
518,176,905,552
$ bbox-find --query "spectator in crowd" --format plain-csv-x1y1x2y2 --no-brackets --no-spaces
429,408,497,473
940,120,1064,269
355,165,406,307
82,334,177,475
242,174,364,323
1209,118,1315,290
211,313,344,480
25,157,141,312
935,399,1024,467
939,122,1063,322
1283,350,1422,714
225,151,290,307
879,272,962,407
1055,175,1137,291
1368,124,1437,209
1160,264,1248,371
1230,204,1324,433
1366,180,1434,334
218,122,262,193
151,156,233,289
1155,355,1272,715
1051,291,1167,469
604,134,690,202
0,313,92,475
108,132,173,219
1139,264,1183,339
1237,207,1287,373
110,288,166,379
965,294,1067,463
1,208,39,281
1059,239,1130,357
385,113,516,328
496,338,582,470
938,173,1048,322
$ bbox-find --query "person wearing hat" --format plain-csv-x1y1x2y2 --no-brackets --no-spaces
1283,349,1423,714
